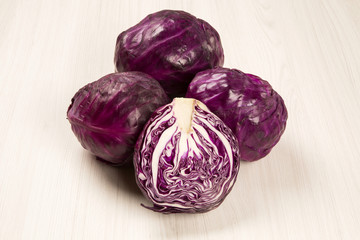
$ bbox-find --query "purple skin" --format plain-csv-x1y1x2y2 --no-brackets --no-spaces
67,72,170,166
115,10,224,98
134,98,240,213
186,67,288,162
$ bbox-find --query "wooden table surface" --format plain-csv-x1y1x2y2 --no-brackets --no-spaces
1,0,360,239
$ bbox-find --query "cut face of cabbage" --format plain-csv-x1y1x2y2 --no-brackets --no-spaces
134,98,240,213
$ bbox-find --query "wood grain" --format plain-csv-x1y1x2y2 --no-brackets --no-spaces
1,0,359,239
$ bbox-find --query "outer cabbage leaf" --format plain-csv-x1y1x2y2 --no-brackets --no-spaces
134,98,240,213
186,67,288,161
67,72,170,166
115,10,224,97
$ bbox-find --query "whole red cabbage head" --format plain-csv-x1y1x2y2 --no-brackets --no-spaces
115,10,224,97
67,72,170,166
186,67,288,162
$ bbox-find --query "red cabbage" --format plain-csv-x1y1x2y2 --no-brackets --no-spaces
186,67,288,162
115,10,224,97
134,98,240,213
67,72,169,166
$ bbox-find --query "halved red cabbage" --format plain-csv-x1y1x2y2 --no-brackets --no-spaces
67,72,169,166
186,67,288,162
134,98,240,213
115,10,224,97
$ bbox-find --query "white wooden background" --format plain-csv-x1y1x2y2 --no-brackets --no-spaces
1,0,360,239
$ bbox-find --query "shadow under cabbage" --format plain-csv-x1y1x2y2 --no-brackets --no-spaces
89,154,143,197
